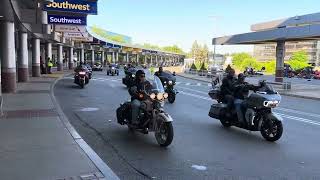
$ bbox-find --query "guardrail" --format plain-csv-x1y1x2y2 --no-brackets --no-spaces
185,68,292,91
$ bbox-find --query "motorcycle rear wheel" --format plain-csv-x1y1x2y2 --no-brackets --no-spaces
155,122,174,147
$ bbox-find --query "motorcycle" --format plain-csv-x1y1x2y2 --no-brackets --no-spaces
116,76,174,147
74,70,89,88
208,81,283,142
122,67,137,88
158,71,178,103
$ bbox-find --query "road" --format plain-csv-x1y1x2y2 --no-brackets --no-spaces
54,70,320,180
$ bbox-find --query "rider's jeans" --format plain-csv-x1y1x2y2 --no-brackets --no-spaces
131,99,141,124
234,99,244,124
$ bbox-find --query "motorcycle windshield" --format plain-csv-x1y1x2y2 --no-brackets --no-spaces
158,71,176,82
148,76,165,94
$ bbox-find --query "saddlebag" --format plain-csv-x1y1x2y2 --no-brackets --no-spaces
208,88,222,101
116,103,130,125
208,103,227,119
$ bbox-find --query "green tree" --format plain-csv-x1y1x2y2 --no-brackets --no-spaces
287,51,310,70
232,53,252,68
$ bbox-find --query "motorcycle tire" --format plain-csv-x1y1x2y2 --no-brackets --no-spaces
80,82,84,89
168,93,176,104
220,119,231,128
155,121,174,147
260,120,283,142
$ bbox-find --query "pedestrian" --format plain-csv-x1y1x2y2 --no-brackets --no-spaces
40,57,45,74
47,57,53,74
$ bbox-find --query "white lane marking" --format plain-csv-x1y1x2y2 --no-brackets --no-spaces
78,107,100,112
277,107,320,119
276,113,320,126
185,83,191,86
191,165,207,171
177,86,208,95
208,83,212,87
196,83,201,86
175,82,182,85
179,91,212,101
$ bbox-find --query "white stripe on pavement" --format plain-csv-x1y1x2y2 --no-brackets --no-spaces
276,113,320,126
196,83,201,86
277,107,320,119
177,86,208,95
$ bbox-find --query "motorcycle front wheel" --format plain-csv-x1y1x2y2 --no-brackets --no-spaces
168,93,176,103
260,120,283,142
155,121,174,147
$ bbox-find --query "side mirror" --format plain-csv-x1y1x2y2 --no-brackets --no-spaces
173,72,176,76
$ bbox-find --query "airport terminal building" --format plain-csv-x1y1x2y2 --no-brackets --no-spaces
254,40,320,65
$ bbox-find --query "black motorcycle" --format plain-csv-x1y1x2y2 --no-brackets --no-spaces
208,81,283,142
117,76,174,147
158,72,178,103
122,67,137,88
74,70,89,88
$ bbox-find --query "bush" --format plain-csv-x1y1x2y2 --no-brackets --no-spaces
200,62,207,71
190,63,197,70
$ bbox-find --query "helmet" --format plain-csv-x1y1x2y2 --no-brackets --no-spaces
238,73,245,80
136,70,145,77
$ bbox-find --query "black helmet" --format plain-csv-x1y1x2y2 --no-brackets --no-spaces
136,70,145,77
238,73,245,79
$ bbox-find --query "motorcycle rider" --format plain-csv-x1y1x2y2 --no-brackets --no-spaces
154,66,164,77
74,62,88,83
233,73,261,126
221,68,237,111
129,70,152,126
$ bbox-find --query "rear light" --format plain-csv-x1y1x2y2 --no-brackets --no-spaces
79,72,86,75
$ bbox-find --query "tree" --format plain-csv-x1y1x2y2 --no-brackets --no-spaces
232,53,252,68
191,41,200,59
287,51,310,70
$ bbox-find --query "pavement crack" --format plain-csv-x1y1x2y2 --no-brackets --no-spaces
74,112,153,180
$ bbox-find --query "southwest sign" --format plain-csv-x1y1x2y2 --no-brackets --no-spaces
48,15,87,25
44,0,97,15
55,25,86,33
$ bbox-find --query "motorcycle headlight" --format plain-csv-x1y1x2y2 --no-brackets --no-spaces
168,81,173,85
150,93,156,99
163,93,168,99
263,100,280,108
112,67,115,69
132,74,135,78
157,93,164,100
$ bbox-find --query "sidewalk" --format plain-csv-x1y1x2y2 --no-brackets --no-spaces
177,73,320,101
0,70,119,180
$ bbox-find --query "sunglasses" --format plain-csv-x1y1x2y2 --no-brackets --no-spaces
140,75,145,78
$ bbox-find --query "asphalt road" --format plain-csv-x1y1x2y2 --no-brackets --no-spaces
54,70,320,180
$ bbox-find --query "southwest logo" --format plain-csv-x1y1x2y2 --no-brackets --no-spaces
44,1,97,14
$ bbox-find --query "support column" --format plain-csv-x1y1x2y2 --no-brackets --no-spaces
144,55,147,64
155,55,158,67
126,53,129,63
136,54,139,64
101,51,105,66
150,54,153,66
18,32,29,82
80,44,84,63
57,44,63,71
1,22,16,93
32,38,41,77
69,42,74,69
46,42,52,74
275,41,285,82
112,52,115,63
116,52,119,63
91,49,95,65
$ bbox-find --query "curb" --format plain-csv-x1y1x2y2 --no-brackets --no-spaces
50,72,120,180
177,74,320,101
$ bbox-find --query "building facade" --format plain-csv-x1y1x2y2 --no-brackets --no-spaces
254,40,320,66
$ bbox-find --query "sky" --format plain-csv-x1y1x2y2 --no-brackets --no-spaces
88,0,320,54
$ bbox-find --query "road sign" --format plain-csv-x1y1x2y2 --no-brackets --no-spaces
55,25,86,33
44,0,98,15
48,15,87,25
64,32,89,38
72,36,93,42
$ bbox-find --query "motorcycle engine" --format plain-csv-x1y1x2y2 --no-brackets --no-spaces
245,108,256,126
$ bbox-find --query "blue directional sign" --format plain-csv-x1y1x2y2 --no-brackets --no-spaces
44,0,98,15
48,15,87,25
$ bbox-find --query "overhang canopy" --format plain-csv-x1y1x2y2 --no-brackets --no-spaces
212,24,320,45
